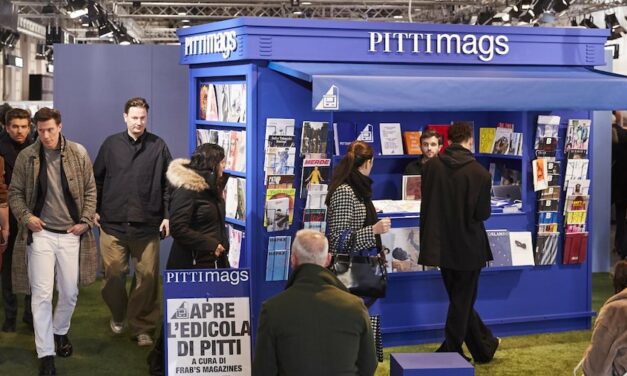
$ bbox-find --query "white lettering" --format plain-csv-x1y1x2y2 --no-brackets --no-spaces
184,31,238,59
367,31,509,61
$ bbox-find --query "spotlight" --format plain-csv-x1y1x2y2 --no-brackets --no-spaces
291,0,300,6
605,13,626,40
579,16,598,29
41,2,56,14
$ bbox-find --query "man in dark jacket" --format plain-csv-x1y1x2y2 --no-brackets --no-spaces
93,97,172,347
404,130,442,175
0,108,34,332
419,122,500,363
253,229,377,376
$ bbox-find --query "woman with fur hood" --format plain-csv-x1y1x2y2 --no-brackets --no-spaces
148,143,230,375
166,143,230,269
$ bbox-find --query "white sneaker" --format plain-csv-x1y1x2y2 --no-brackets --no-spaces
109,318,124,334
137,333,154,347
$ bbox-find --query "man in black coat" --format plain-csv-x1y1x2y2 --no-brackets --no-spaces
419,122,500,363
253,229,377,376
0,108,34,332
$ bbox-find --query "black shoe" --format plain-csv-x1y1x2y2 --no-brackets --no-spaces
54,334,73,358
2,318,16,332
39,356,56,376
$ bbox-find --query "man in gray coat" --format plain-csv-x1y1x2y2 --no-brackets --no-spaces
9,108,97,376
253,229,377,376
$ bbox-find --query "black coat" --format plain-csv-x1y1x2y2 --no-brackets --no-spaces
165,159,229,270
419,144,493,270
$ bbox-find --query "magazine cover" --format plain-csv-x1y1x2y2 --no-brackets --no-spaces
486,229,512,267
300,159,331,199
532,158,549,191
565,119,591,154
479,128,496,154
402,175,422,200
380,228,422,273
300,121,328,156
198,84,208,120
266,188,296,225
535,233,559,265
492,127,512,155
206,83,219,121
379,123,403,155
509,231,534,266
265,197,290,231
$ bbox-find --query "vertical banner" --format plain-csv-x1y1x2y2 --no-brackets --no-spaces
164,269,252,376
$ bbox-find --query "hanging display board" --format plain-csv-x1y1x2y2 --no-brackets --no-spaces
164,269,252,376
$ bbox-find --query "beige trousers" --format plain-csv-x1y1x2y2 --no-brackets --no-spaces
100,229,160,337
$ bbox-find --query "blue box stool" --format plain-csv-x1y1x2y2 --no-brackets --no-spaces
390,353,474,376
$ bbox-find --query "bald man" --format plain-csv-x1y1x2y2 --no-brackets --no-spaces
253,229,377,376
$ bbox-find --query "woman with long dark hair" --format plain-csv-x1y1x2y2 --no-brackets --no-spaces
148,143,230,375
326,140,391,257
166,143,230,269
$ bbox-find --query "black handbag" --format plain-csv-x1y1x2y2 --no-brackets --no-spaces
331,229,387,298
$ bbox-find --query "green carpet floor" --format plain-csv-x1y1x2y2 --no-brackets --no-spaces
0,273,614,375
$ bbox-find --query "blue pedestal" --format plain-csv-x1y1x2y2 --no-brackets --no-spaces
390,353,474,376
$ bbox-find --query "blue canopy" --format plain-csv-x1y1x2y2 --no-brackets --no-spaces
268,61,627,112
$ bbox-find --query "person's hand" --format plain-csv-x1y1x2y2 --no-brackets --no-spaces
26,216,45,233
372,218,391,235
0,228,7,253
94,213,101,228
214,244,225,257
67,223,89,236
159,219,170,238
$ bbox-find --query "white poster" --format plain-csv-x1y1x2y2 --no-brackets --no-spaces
166,297,252,375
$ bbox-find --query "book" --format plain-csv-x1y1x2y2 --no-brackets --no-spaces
403,131,422,155
539,186,560,200
268,134,295,148
478,128,496,154
266,188,296,226
535,233,559,265
264,147,296,176
564,159,589,182
305,190,328,210
300,159,331,199
509,232,535,266
538,198,559,212
266,174,295,189
402,175,422,200
227,225,243,269
532,159,548,191
563,232,588,264
486,229,512,267
426,124,449,153
565,119,591,156
492,126,512,154
565,179,590,195
380,227,422,273
333,122,357,156
265,196,290,232
355,122,381,155
301,121,328,157
303,208,327,233
379,123,403,155
224,177,245,220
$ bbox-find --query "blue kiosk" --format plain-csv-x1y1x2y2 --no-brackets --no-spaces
177,17,627,346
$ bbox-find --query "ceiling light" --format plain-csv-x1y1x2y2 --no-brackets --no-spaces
178,12,187,16
302,1,312,4
292,11,303,15
393,15,403,19
42,2,56,14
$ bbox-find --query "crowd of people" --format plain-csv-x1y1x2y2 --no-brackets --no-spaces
0,101,623,376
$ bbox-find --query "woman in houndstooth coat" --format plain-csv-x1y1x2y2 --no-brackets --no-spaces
325,141,391,255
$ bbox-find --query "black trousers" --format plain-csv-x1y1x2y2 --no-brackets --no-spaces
1,219,32,322
436,267,498,363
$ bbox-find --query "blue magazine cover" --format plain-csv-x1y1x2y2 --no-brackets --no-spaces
486,229,512,267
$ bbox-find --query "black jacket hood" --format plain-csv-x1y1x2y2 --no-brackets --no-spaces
439,143,475,169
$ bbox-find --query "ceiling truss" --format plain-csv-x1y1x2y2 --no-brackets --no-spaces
8,0,627,44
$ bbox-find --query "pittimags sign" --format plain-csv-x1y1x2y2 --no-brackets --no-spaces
184,30,237,58
369,32,509,62
165,269,251,376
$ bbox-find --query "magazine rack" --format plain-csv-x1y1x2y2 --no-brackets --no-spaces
178,18,627,346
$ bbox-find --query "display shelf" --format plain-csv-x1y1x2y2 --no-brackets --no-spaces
225,170,246,178
196,120,246,129
225,217,245,227
476,153,523,160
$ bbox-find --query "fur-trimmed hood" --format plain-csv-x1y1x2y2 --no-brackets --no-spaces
167,158,209,192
